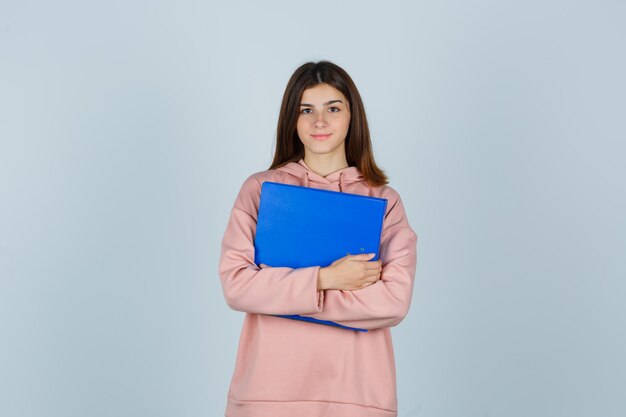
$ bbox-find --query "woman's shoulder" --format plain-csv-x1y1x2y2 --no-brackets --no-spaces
232,168,286,210
371,182,401,203
233,169,284,205
370,184,411,221
238,168,285,190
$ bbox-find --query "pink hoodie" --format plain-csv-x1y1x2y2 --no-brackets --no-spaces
218,158,418,417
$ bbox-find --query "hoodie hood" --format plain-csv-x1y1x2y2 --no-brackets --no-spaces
276,158,364,192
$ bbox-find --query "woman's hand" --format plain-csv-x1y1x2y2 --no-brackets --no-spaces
317,253,382,291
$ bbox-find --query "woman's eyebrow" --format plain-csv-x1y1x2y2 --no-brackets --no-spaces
299,99,343,107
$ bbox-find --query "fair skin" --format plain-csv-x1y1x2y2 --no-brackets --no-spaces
293,83,383,291
297,83,351,177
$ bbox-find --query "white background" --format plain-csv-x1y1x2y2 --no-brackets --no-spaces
1,1,624,416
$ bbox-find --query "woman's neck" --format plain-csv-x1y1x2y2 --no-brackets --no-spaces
303,154,349,178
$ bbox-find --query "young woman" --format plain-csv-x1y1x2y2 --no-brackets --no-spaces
218,60,418,417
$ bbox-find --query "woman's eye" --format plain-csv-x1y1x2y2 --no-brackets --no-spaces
301,107,340,114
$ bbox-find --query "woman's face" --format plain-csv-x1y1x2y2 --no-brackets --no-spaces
296,83,351,160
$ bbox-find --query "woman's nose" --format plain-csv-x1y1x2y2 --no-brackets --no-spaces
314,112,327,126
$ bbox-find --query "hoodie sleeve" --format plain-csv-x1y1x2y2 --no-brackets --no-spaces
218,174,324,315
305,188,418,330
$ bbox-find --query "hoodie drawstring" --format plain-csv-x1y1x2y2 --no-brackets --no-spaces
339,172,344,192
302,168,344,192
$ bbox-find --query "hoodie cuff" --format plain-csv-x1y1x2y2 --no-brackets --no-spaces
316,289,324,311
312,265,324,312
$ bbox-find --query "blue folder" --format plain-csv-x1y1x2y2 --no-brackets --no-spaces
254,181,388,332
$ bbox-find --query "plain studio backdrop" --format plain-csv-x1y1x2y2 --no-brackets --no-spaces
1,1,624,416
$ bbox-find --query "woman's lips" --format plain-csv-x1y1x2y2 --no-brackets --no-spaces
312,134,331,140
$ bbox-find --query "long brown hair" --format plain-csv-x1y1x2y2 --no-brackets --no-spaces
269,60,389,187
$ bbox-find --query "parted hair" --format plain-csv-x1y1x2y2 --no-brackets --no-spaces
269,60,389,187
